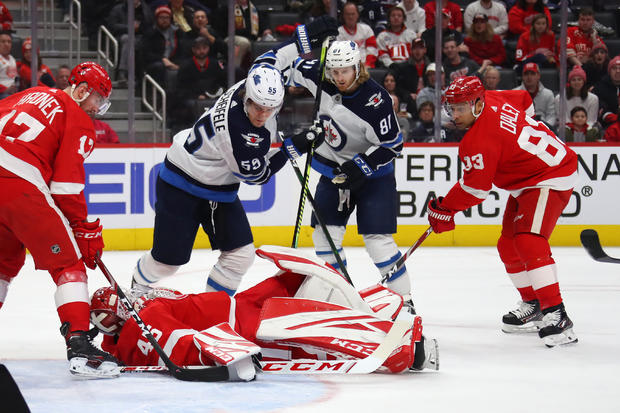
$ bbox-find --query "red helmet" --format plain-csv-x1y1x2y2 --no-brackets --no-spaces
445,76,485,105
69,61,112,98
90,287,127,335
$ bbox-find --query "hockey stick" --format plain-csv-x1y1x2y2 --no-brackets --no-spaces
289,158,353,285
381,227,433,284
292,35,334,248
95,256,230,382
580,229,620,264
121,311,414,375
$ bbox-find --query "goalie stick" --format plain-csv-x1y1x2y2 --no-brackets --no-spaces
580,229,620,264
95,256,230,382
121,311,415,375
381,227,433,284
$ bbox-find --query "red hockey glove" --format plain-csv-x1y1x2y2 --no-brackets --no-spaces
72,219,104,269
427,197,455,233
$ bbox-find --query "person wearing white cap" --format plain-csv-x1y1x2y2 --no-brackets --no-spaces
463,0,508,37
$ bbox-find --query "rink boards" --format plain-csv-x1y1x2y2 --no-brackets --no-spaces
86,143,620,249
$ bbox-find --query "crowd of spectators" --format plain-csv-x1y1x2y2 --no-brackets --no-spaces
1,0,620,143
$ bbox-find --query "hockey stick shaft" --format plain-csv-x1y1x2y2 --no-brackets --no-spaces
382,226,433,284
580,229,620,264
95,257,230,382
292,36,333,248
290,157,353,285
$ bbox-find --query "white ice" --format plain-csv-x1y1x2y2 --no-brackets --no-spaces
1,245,619,413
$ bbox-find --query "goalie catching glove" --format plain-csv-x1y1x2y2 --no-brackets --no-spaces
282,120,325,160
427,197,455,233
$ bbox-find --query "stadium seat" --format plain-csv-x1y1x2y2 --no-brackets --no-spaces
252,0,285,12
594,12,617,32
539,68,559,93
264,12,303,33
251,41,279,59
605,38,620,58
368,68,388,85
498,69,518,90
292,97,314,128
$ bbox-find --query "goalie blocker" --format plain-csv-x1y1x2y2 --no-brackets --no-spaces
91,246,439,380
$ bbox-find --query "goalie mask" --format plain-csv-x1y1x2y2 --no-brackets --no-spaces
443,76,485,121
325,40,361,88
90,287,130,335
244,65,285,114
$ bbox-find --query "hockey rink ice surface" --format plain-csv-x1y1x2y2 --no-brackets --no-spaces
1,245,619,413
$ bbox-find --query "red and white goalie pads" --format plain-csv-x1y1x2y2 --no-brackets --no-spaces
193,323,261,381
255,297,415,373
256,245,373,314
359,284,404,321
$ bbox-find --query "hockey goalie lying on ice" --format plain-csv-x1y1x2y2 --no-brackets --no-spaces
90,246,439,381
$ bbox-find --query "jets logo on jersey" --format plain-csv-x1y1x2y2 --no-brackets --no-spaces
319,115,347,151
365,92,383,108
242,133,264,147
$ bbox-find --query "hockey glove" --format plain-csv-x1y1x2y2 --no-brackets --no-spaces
282,120,325,159
332,154,373,191
72,219,104,269
295,16,338,54
427,197,455,233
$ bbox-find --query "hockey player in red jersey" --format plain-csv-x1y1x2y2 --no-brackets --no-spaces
427,76,578,347
0,61,121,377
91,246,439,380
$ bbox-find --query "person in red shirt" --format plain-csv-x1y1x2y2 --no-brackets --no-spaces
515,13,556,72
602,108,620,142
566,7,605,68
16,37,56,90
424,0,462,32
92,118,120,143
0,1,12,31
508,0,552,37
427,76,578,348
464,13,506,67
0,61,121,378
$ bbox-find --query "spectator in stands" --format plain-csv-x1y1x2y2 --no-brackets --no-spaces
464,13,506,67
304,0,331,23
55,65,71,90
464,0,508,38
514,13,556,73
391,38,429,100
187,9,226,59
0,29,16,98
383,71,415,116
92,119,121,144
442,36,483,82
358,0,388,35
564,106,600,142
554,66,599,129
390,93,412,141
170,36,226,131
141,5,186,88
337,2,378,68
376,6,416,67
410,101,436,142
514,62,556,129
507,0,551,38
107,0,154,84
16,38,56,91
483,66,501,90
566,7,605,68
82,0,116,50
424,0,462,32
417,63,445,107
421,8,466,61
396,0,426,38
602,108,620,142
169,0,195,33
583,42,609,89
227,0,270,70
0,1,12,31
592,55,620,128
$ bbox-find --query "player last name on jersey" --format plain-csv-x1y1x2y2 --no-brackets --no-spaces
15,90,64,124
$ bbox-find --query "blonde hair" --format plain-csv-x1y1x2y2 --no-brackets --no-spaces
327,62,371,89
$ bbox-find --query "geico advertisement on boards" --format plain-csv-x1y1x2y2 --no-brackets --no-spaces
86,145,620,229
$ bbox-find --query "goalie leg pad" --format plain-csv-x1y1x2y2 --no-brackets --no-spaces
359,284,403,320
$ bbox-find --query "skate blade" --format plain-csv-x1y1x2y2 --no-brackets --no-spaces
543,328,578,348
69,358,121,379
423,338,439,371
501,321,541,334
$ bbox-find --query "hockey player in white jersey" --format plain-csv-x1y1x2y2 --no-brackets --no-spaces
131,64,325,295
255,22,415,310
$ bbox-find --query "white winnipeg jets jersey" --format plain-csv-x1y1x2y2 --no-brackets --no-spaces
161,80,281,202
254,42,402,178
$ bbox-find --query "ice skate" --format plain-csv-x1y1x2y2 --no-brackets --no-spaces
410,336,439,371
501,300,544,333
402,294,416,315
62,323,121,379
538,303,578,347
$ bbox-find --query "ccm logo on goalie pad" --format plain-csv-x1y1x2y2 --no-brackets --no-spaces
262,361,351,372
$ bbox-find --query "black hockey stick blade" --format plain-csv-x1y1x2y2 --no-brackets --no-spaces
580,229,620,264
0,364,30,413
95,256,230,381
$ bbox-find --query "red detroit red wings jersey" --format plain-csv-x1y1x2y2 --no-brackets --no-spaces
0,87,96,223
486,90,534,117
442,92,578,212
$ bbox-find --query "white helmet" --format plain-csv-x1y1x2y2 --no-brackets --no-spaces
325,40,361,83
244,65,285,109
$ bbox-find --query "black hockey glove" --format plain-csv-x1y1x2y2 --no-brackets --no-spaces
332,154,374,191
282,121,325,159
295,16,338,54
